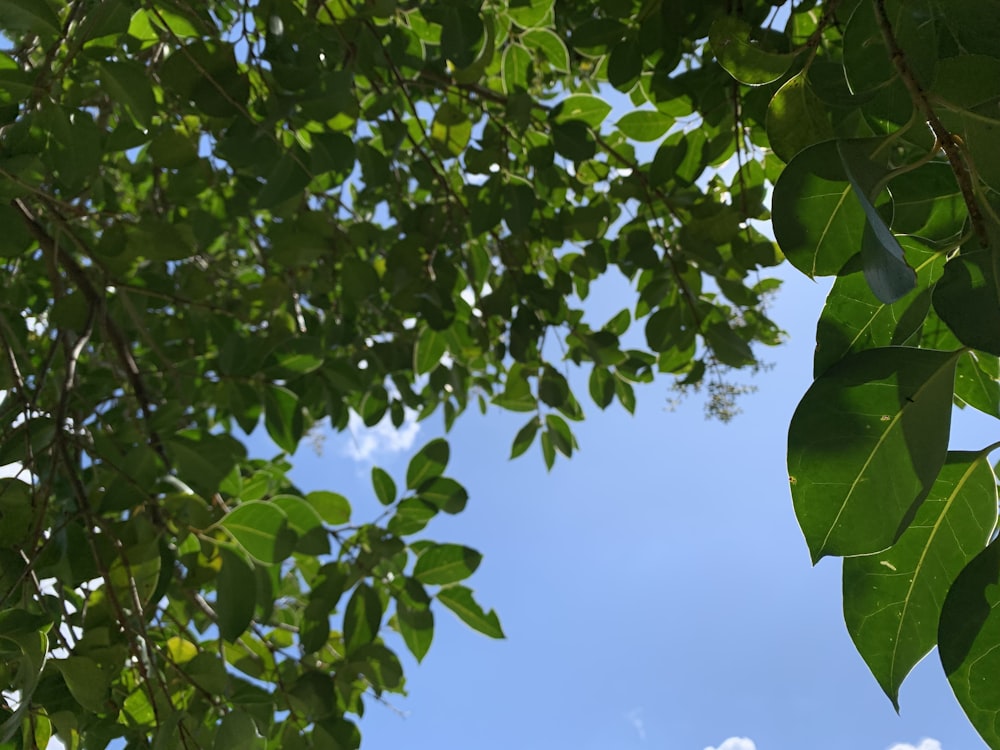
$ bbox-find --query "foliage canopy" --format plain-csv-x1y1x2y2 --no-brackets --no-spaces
1,0,999,747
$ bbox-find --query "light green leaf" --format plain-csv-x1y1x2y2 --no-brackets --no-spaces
437,585,504,638
501,43,531,94
508,0,553,29
788,347,961,561
371,467,397,506
220,501,289,564
414,326,447,375
616,110,673,142
555,94,612,128
522,28,569,71
305,490,351,524
844,450,998,708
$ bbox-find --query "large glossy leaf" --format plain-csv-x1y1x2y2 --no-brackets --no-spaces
766,73,835,163
940,538,1000,748
844,450,997,708
772,140,869,277
788,347,960,561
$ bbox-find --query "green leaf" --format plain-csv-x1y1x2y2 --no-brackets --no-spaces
431,102,472,157
588,366,615,409
414,543,482,585
788,347,961,562
306,491,351,525
414,326,447,375
522,28,569,71
508,0,553,28
616,110,673,142
343,584,382,654
220,501,289,564
555,94,612,128
165,433,245,498
436,585,504,638
933,227,1000,357
436,5,483,68
772,140,869,277
418,477,468,514
98,61,156,128
371,467,397,506
814,239,944,376
214,711,263,750
837,140,916,304
766,72,835,163
406,438,450,490
710,16,795,86
939,537,1000,748
510,417,540,459
397,602,433,662
501,43,531,94
844,450,998,708
0,0,60,35
55,657,110,713
264,385,302,455
216,547,257,642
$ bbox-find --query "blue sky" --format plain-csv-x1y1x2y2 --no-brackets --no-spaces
265,263,996,750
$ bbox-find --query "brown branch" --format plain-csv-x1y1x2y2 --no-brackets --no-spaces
873,0,987,245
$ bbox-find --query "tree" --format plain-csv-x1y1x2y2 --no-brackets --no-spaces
0,0,996,747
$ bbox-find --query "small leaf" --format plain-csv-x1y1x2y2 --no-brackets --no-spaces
510,417,540,459
616,110,673,141
522,28,568,71
406,438,450,490
436,585,505,638
418,477,468,514
397,602,433,662
343,584,382,654
216,548,257,642
414,326,447,375
371,467,396,506
414,544,482,585
788,347,961,562
306,491,351,525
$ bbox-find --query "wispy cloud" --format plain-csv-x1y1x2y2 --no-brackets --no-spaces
705,738,756,750
342,408,420,462
625,707,645,741
888,740,942,750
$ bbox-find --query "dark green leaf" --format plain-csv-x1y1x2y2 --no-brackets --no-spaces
217,548,257,642
414,544,482,585
406,438,450,490
343,584,383,654
436,585,505,638
844,450,998,708
788,347,961,561
371,467,397,506
510,417,540,459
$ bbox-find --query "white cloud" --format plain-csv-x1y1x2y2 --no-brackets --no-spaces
342,408,420,462
625,707,645,741
888,740,942,750
705,739,756,750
